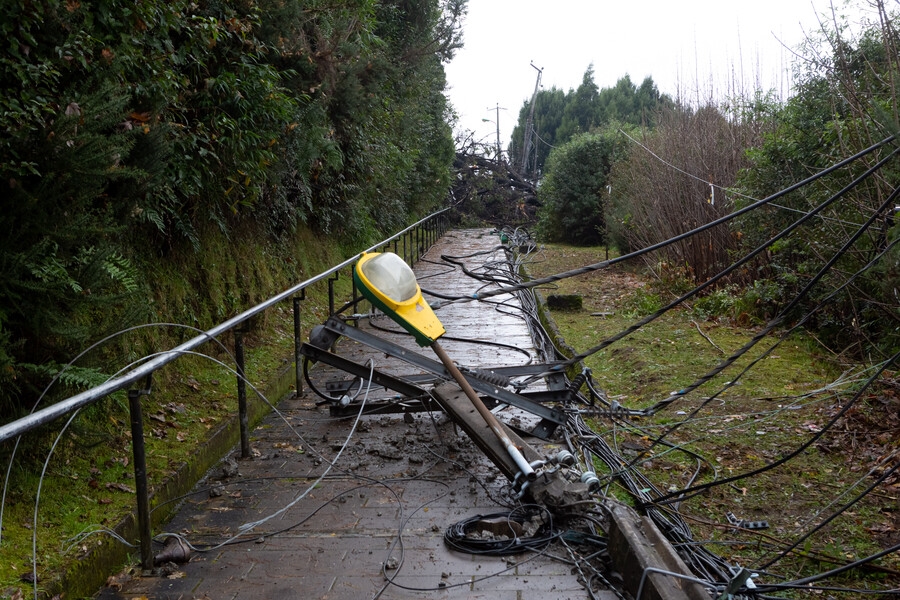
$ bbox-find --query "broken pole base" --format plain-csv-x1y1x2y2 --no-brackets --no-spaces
606,500,712,600
547,294,583,311
431,381,541,482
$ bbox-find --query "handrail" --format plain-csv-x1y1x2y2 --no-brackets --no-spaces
0,208,450,444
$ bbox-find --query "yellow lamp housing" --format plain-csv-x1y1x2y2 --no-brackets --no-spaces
353,252,446,347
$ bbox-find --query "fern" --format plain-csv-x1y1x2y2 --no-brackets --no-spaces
25,240,84,293
20,362,110,394
103,252,139,293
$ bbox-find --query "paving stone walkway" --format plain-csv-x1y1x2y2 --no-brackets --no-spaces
100,229,619,600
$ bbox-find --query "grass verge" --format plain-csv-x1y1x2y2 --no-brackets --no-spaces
527,243,900,596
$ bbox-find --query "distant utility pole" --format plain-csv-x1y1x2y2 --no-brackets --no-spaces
493,103,502,161
520,62,543,177
482,104,506,162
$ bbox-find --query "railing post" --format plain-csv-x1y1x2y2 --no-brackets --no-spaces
128,383,153,571
415,226,420,262
293,293,304,396
328,273,339,316
234,329,251,459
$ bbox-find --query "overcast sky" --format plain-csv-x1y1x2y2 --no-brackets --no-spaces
444,0,875,151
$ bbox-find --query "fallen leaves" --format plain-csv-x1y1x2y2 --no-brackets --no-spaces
106,482,135,494
273,442,304,454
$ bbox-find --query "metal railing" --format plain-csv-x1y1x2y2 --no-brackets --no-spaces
0,207,450,578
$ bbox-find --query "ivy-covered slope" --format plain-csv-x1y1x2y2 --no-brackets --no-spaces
0,0,465,414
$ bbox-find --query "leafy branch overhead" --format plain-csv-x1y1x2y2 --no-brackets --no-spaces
0,0,466,412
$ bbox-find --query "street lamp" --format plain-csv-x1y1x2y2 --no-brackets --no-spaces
353,251,535,481
354,251,445,347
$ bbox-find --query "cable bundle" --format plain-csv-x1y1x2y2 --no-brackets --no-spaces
443,508,558,556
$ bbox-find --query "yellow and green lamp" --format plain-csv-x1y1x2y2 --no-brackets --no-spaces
353,251,445,346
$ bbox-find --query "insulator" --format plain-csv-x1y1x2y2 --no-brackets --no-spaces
554,450,576,466
580,471,600,492
568,370,588,393
464,367,511,388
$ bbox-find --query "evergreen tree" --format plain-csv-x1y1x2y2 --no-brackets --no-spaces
536,128,626,245
558,64,601,140
510,67,671,176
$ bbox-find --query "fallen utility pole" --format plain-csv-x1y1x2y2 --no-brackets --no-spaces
320,246,716,600
431,341,536,481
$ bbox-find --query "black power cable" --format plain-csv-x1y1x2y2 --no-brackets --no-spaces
758,459,900,570
565,145,900,370
431,135,898,310
443,506,559,556
644,182,900,503
650,347,900,507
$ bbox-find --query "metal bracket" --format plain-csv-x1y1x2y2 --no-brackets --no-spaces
316,318,566,436
718,567,754,599
301,343,427,399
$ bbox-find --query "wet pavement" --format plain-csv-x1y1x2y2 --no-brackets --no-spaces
101,229,618,600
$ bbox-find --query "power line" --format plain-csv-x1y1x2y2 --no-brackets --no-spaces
433,134,896,310
618,127,867,227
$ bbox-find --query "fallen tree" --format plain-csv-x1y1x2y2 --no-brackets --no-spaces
450,141,539,226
